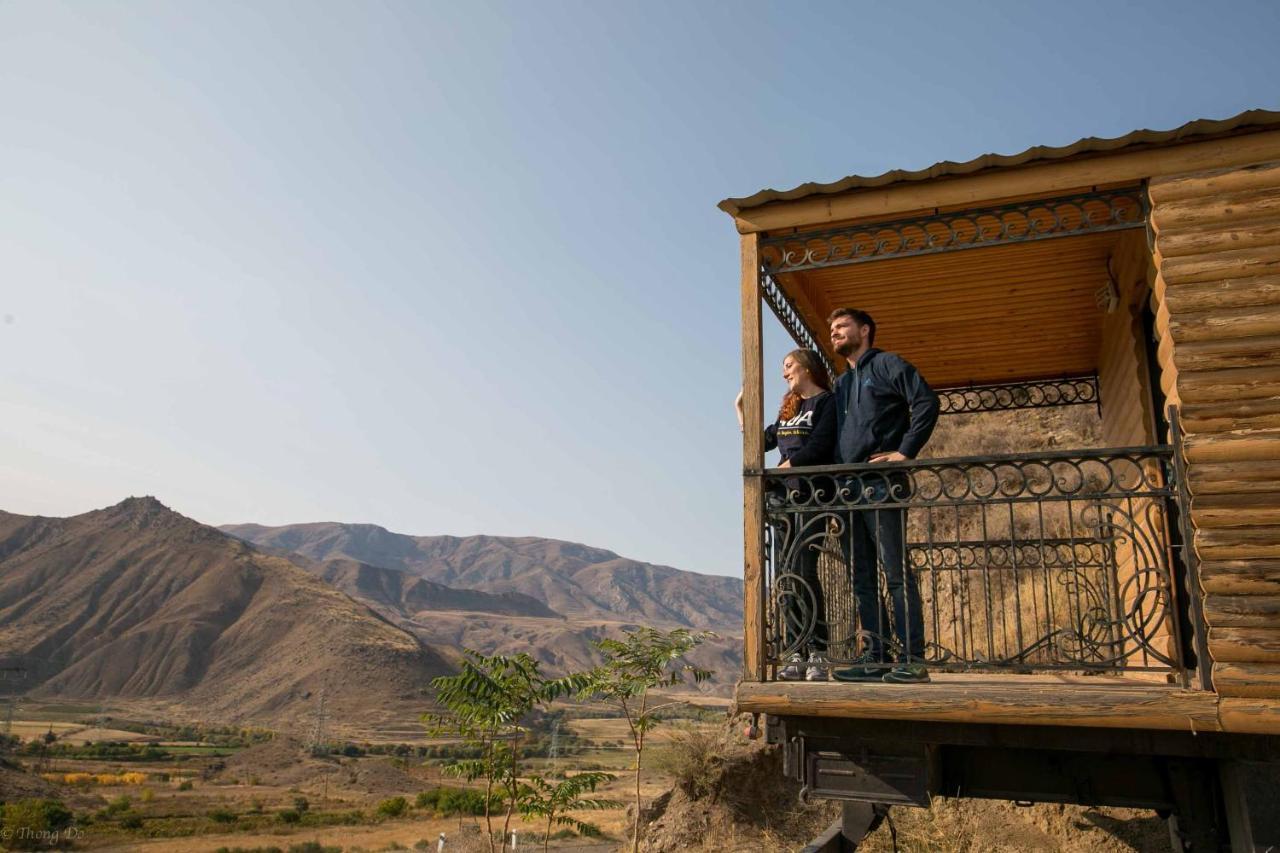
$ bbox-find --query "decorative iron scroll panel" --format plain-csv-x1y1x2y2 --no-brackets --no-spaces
761,271,836,379
759,186,1148,274
936,375,1100,415
761,447,1184,677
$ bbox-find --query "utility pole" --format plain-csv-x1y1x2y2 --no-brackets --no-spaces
1,664,27,755
309,689,329,802
309,689,327,756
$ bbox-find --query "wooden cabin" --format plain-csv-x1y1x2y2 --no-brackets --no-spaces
721,109,1280,851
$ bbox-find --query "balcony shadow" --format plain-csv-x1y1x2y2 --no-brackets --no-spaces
1077,807,1168,850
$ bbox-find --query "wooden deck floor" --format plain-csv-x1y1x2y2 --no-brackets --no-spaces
735,673,1280,734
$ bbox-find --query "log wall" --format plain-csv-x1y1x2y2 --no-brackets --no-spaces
1150,160,1280,698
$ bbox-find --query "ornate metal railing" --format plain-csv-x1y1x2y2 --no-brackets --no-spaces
760,271,836,379
759,186,1148,274
760,446,1189,679
936,374,1100,415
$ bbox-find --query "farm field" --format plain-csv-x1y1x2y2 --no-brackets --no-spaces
1,699,721,852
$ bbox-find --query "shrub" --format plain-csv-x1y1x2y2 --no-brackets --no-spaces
1,799,73,849
140,788,154,803
277,808,301,824
292,795,309,814
376,796,407,818
105,795,132,816
209,807,237,823
119,812,143,829
654,724,732,799
287,844,341,853
177,779,194,791
412,786,498,817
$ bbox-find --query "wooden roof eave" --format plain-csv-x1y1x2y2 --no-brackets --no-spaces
731,124,1280,236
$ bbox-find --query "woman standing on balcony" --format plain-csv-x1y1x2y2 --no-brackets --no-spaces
736,349,837,681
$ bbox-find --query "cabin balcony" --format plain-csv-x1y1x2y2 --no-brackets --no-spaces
755,444,1191,683
736,414,1221,733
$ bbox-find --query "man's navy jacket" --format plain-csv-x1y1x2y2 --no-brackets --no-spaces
833,347,941,464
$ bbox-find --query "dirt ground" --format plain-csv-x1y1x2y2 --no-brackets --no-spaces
638,725,1172,853
92,816,617,852
858,799,1169,853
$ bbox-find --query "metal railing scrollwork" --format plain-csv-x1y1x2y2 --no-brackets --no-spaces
759,186,1148,274
760,446,1188,678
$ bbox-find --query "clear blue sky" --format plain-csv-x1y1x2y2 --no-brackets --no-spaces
2,1,1278,577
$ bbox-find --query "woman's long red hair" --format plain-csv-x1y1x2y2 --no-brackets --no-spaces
777,349,832,421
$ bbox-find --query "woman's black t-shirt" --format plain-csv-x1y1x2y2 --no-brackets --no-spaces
764,391,836,466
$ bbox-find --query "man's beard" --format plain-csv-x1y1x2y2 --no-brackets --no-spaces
833,339,857,357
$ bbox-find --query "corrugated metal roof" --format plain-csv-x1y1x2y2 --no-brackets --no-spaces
718,109,1280,216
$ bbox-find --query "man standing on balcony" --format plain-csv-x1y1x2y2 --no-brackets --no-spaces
827,308,940,685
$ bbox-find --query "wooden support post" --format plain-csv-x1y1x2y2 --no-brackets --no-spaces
1220,760,1280,851
741,232,766,682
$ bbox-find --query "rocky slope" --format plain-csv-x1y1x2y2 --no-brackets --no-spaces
0,498,451,725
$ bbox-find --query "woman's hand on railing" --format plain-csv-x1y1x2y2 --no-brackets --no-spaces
734,389,745,432
869,451,908,463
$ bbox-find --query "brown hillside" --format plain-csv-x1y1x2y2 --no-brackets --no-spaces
0,498,451,726
308,557,561,620
220,523,743,633
269,549,740,693
403,610,740,692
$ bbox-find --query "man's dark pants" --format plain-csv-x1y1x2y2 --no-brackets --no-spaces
848,480,926,663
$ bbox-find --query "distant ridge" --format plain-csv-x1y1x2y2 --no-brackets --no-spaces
309,557,562,620
221,522,743,633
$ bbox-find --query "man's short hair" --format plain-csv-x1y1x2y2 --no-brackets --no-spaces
828,308,876,346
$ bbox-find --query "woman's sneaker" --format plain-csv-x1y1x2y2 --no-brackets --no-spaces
882,661,931,684
778,653,806,681
805,652,829,682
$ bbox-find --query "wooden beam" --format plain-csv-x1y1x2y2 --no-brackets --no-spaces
1149,159,1280,204
1213,662,1280,698
741,232,766,682
1204,594,1280,628
1209,627,1280,661
732,131,1280,234
734,678,1224,733
1217,698,1280,734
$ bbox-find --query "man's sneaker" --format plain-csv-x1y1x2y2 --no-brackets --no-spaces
832,654,891,683
805,652,829,682
778,653,805,681
882,662,931,684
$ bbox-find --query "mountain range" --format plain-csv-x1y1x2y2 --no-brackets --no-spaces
0,498,742,730
221,521,742,633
